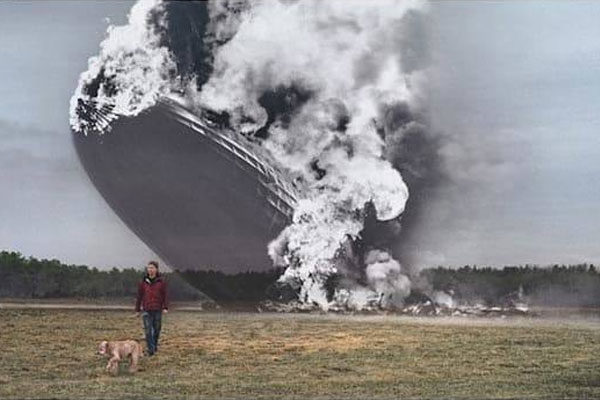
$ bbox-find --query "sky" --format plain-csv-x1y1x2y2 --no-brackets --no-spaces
418,1,600,267
0,1,156,268
0,1,598,269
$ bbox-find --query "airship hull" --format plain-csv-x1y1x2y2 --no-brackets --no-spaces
72,98,295,273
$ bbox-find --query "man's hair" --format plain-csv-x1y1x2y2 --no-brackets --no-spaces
148,260,159,269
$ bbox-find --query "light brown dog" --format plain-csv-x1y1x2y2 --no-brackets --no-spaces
98,340,143,374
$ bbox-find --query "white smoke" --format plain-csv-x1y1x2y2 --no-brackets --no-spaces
205,0,250,50
364,250,412,305
200,0,427,309
432,290,454,308
69,0,176,134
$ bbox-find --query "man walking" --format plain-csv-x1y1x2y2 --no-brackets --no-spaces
135,261,168,356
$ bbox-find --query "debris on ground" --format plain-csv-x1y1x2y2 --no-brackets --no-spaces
258,288,532,317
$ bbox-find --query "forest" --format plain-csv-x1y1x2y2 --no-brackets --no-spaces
1,251,598,306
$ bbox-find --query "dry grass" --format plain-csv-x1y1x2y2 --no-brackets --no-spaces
2,309,600,399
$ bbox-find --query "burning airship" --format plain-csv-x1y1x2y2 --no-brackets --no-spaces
69,0,430,308
72,95,298,273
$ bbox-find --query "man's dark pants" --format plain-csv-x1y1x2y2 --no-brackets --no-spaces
142,310,162,355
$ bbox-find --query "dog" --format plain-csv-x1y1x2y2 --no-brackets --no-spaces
97,340,143,374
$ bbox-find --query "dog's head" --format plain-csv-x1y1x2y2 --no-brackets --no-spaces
97,340,109,355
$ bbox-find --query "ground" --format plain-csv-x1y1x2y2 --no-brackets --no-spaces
1,307,600,399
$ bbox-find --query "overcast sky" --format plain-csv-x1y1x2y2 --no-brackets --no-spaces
0,1,598,269
0,1,156,269
420,1,600,267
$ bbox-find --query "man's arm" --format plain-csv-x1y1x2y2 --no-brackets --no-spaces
162,281,169,311
135,281,143,312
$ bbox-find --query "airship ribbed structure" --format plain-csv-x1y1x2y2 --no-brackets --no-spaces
72,96,297,273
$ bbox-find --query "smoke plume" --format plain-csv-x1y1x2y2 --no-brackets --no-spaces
70,0,436,309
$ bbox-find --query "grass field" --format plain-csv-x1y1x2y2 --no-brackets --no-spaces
2,308,600,399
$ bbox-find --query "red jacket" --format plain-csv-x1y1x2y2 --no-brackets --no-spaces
135,275,168,312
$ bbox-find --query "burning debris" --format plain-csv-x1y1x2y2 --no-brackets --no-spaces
259,299,531,317
260,288,531,317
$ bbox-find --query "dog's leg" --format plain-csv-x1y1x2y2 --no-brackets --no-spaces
129,353,139,373
107,356,120,375
138,342,144,358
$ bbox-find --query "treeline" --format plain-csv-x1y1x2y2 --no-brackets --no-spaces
0,251,279,303
423,264,600,306
1,251,599,306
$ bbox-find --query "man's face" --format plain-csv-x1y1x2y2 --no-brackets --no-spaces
147,264,158,278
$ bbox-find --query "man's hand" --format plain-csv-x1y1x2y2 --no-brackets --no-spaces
163,309,168,314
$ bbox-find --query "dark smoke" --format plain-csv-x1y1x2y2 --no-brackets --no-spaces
160,1,213,89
